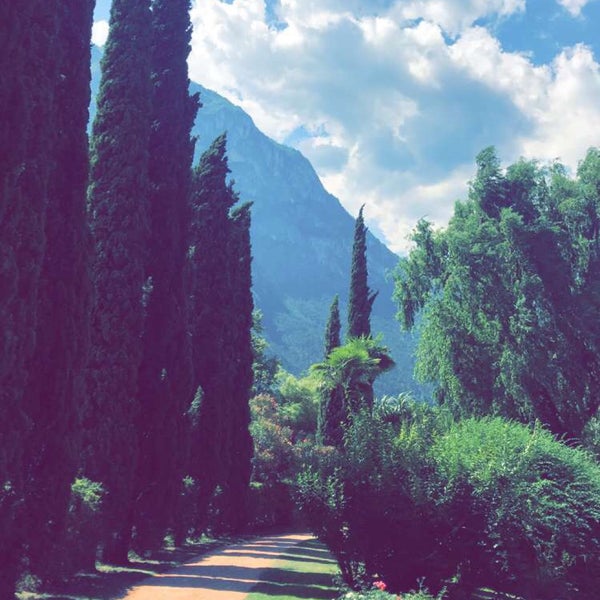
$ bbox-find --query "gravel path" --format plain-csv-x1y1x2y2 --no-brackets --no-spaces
120,533,313,600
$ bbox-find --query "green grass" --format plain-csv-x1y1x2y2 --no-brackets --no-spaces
246,538,340,600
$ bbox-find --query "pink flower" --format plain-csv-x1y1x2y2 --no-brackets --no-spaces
373,580,387,591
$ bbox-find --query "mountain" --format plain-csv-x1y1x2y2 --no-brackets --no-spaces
89,47,421,396
191,85,423,395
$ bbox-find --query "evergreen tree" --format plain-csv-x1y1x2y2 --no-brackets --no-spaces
188,134,254,532
348,206,377,338
22,0,95,581
0,1,92,594
324,295,342,357
86,0,152,564
219,202,255,532
319,295,343,444
132,0,200,553
347,206,378,408
188,134,238,531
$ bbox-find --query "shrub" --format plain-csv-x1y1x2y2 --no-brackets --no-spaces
296,406,600,599
431,418,600,598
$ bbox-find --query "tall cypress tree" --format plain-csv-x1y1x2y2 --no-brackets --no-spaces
187,134,254,532
187,134,237,531
219,202,254,532
324,295,341,357
319,294,343,445
0,2,73,595
132,0,200,553
348,206,377,339
22,0,95,581
86,0,152,564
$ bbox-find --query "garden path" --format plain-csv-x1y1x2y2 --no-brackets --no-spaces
118,532,313,600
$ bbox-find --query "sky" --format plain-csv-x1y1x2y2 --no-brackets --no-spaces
92,0,600,253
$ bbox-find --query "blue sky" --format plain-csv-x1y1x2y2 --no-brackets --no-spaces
93,0,600,252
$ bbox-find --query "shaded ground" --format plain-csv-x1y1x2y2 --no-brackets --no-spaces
18,537,227,600
120,533,330,600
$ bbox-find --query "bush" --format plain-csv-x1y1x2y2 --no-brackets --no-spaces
296,406,600,599
248,394,302,530
431,418,600,598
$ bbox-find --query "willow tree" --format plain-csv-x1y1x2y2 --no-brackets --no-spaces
394,147,600,441
87,0,153,564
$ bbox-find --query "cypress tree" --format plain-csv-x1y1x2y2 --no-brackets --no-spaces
219,202,254,532
0,2,68,594
86,0,152,564
132,0,200,553
187,134,255,532
319,295,343,445
324,295,341,357
348,206,377,339
22,0,95,581
187,134,237,531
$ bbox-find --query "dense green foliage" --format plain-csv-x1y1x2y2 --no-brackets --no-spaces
314,337,394,446
132,0,200,554
252,310,281,396
0,1,94,595
22,0,95,582
218,201,255,532
86,0,153,564
187,134,254,534
395,147,600,441
297,405,600,599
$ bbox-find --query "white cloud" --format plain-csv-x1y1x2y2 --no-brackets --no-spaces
448,29,600,169
188,0,600,254
449,27,549,118
91,20,109,47
556,0,590,16
520,44,600,168
394,0,525,36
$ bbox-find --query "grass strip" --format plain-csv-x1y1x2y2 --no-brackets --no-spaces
246,538,340,600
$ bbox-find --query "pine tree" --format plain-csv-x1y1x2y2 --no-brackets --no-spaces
132,0,200,553
219,202,254,532
21,0,95,581
348,206,377,338
86,0,152,564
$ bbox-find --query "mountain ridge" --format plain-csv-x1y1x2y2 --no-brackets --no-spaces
90,47,420,395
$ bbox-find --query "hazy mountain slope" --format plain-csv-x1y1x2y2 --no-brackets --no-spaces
191,85,420,396
89,48,420,396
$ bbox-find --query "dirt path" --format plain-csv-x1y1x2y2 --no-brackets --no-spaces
119,533,313,600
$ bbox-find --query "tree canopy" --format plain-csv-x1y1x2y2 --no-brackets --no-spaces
394,147,600,441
